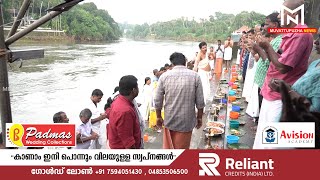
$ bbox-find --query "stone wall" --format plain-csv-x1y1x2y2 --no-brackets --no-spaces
4,29,71,42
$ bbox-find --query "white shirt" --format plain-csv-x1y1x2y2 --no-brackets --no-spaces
87,100,101,133
215,45,225,59
75,122,92,149
133,99,145,149
142,84,153,104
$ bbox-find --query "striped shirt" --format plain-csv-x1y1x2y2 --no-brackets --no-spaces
154,66,205,132
254,35,282,88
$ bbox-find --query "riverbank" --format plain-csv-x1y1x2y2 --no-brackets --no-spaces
126,36,240,60
4,29,120,44
4,29,72,43
130,35,218,44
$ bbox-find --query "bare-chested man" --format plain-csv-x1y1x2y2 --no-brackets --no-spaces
208,46,215,74
224,36,234,70
193,42,211,102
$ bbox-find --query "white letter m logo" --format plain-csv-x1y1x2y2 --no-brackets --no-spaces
281,4,304,26
199,153,221,176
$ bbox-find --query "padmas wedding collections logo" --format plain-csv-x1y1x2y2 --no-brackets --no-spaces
6,123,76,147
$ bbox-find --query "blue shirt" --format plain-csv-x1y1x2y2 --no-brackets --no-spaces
292,59,320,112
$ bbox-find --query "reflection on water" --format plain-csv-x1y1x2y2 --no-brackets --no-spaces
8,39,200,125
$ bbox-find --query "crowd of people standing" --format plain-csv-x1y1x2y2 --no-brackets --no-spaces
236,0,320,149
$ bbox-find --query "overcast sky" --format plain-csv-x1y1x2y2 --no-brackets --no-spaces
86,0,284,24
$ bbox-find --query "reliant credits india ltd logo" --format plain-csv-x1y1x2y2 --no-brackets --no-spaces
6,123,76,147
199,153,221,176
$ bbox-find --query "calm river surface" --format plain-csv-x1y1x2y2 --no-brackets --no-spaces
8,38,201,125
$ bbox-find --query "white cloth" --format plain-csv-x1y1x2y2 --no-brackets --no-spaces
133,99,145,149
87,100,106,149
242,54,257,102
215,45,224,59
151,81,158,107
140,84,153,121
224,47,232,60
209,60,215,70
75,122,92,149
194,56,211,103
198,68,211,103
197,56,210,69
253,98,282,149
88,100,101,132
246,83,260,118
236,49,241,65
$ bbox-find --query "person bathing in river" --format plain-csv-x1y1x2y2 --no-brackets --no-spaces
193,42,211,103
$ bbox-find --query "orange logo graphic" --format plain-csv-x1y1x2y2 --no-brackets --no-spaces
8,124,24,147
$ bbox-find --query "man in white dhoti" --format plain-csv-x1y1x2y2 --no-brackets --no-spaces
193,42,211,103
224,36,234,71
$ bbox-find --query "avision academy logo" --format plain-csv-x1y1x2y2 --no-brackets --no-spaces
261,123,314,148
199,153,221,176
262,126,278,144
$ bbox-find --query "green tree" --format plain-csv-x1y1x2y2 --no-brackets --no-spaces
124,11,265,42
4,1,121,41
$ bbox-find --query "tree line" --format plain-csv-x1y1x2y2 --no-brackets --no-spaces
3,1,121,41
122,11,266,42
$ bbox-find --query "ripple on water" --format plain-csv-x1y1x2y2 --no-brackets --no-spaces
8,40,198,124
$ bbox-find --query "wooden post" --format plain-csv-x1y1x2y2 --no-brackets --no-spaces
0,0,83,148
6,0,84,46
0,0,13,147
7,0,31,39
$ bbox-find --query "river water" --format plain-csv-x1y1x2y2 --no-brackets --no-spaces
7,38,201,125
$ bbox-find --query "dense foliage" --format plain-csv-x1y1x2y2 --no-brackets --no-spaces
124,11,266,41
3,1,121,41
